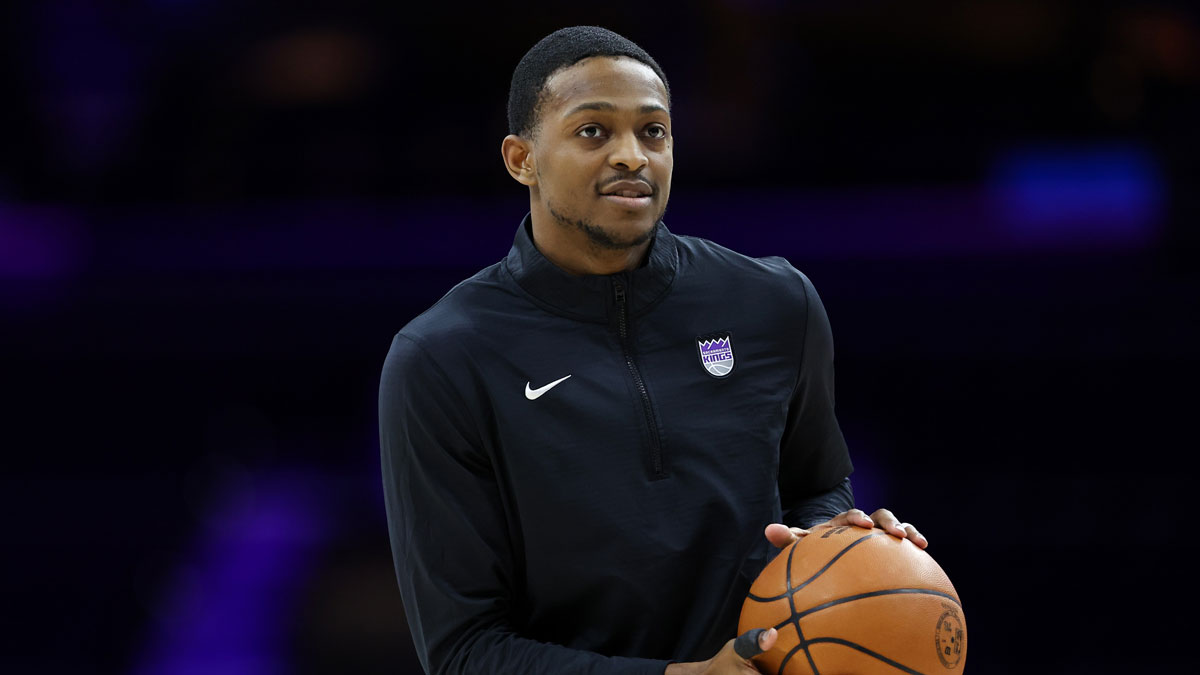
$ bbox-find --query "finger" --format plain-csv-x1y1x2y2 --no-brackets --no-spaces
899,522,929,549
828,509,873,529
733,628,765,659
764,523,807,548
870,508,906,537
733,627,777,660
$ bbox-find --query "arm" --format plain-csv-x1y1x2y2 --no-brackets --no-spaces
776,270,854,525
782,476,855,529
766,271,928,550
379,334,670,675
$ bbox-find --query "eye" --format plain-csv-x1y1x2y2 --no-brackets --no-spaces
645,124,668,139
577,125,606,139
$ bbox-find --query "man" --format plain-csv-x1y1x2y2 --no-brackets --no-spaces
379,26,927,675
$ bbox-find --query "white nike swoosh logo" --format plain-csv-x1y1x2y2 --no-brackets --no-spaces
525,375,572,400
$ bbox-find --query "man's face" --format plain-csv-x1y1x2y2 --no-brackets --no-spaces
528,56,673,250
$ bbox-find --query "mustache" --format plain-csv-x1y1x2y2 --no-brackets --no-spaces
597,174,656,194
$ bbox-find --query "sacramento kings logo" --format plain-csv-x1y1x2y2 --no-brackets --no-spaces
696,332,735,378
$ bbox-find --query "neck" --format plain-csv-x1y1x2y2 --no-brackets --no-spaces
528,201,653,276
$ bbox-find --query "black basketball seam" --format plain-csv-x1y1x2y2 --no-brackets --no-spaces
769,587,959,639
795,588,962,620
746,532,888,603
803,637,929,675
779,541,800,674
783,540,820,675
776,643,804,675
771,588,960,635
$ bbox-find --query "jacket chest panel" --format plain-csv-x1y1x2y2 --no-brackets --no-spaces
635,328,796,481
481,322,649,491
473,314,796,514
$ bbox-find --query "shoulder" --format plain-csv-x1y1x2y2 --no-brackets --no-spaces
672,231,817,305
392,260,515,353
378,263,512,393
380,263,513,404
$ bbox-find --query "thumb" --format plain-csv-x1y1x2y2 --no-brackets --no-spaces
733,627,777,660
764,523,806,549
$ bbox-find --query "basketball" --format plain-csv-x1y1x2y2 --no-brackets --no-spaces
738,524,967,675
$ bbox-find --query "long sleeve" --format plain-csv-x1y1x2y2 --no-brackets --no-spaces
777,271,855,527
782,477,855,529
379,333,672,675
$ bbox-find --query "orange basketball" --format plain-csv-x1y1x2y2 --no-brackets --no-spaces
738,524,967,675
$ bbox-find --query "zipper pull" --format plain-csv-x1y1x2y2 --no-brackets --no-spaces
613,281,626,305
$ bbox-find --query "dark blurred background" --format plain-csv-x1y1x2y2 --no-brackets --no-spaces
2,1,1197,673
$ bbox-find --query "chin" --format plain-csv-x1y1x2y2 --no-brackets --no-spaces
548,200,662,251
588,215,659,250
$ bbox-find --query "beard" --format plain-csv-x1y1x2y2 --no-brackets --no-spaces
546,200,666,251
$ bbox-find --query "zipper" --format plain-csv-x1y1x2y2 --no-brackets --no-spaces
613,280,666,479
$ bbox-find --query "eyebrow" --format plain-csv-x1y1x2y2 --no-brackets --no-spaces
563,101,669,117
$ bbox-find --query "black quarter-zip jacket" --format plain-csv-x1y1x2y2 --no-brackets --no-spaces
379,215,855,675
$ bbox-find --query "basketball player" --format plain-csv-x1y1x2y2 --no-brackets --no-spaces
379,26,927,675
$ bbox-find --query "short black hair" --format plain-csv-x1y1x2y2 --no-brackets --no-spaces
507,26,670,139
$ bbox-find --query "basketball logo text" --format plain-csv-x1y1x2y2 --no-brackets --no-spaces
934,605,965,668
820,526,851,538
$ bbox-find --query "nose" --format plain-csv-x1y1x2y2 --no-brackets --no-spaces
608,130,648,173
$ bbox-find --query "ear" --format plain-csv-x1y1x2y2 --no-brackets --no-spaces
501,134,537,186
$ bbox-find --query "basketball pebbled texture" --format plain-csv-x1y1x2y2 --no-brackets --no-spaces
738,524,967,675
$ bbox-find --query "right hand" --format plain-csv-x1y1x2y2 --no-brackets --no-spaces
664,627,778,674
764,507,928,550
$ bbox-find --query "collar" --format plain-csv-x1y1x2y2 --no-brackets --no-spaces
503,212,679,324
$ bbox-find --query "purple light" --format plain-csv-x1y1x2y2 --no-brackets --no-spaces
99,198,524,274
43,169,1164,287
94,183,1159,278
132,469,333,675
0,206,87,280
988,144,1164,243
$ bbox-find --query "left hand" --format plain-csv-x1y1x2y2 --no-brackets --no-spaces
763,508,928,550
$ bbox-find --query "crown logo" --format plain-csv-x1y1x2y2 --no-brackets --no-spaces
696,333,735,378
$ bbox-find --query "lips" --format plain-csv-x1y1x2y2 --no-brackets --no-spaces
600,180,653,198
